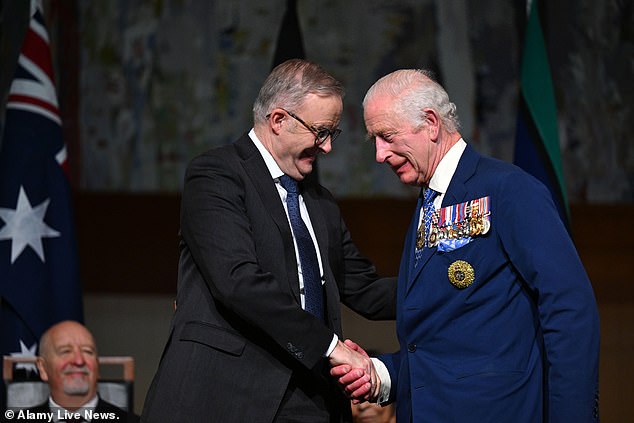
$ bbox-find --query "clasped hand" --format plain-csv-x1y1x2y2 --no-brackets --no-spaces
328,339,379,403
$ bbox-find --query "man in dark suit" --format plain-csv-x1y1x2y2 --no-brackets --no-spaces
141,59,396,423
333,69,600,422
25,320,138,422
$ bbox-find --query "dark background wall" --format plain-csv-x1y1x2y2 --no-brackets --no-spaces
4,0,631,201
1,0,633,420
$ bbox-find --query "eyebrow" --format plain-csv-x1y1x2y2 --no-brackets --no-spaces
54,343,95,351
365,128,393,141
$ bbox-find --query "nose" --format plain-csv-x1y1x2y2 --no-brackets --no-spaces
71,348,86,365
375,137,390,163
318,137,333,154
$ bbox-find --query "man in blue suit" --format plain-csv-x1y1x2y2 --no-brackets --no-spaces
333,69,600,422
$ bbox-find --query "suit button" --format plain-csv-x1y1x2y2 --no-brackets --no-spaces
407,343,416,353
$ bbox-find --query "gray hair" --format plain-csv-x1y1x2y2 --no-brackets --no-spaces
253,59,344,125
363,69,460,132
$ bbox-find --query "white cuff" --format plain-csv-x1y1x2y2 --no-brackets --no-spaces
325,334,339,357
371,357,391,404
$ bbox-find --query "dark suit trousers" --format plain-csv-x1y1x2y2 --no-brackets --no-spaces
273,361,343,423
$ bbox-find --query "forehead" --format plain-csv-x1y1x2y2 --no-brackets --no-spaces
296,93,342,119
364,95,400,129
49,325,95,349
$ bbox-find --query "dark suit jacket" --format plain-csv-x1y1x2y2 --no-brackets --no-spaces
24,397,139,422
141,134,396,423
380,144,600,423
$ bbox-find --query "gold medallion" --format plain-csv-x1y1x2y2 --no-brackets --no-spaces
448,260,475,289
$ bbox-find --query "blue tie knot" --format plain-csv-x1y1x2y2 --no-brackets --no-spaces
280,175,298,194
424,187,438,205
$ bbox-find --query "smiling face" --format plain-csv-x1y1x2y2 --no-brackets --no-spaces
364,93,437,187
37,321,99,408
268,93,343,180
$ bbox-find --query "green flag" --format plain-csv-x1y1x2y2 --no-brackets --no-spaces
514,0,570,227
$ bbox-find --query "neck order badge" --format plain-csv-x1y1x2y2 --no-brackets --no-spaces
414,188,438,267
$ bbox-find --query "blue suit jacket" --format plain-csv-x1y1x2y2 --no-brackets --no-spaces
381,144,599,423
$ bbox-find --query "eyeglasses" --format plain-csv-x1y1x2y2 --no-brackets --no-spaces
278,108,342,146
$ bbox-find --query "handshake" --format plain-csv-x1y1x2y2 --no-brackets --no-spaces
328,339,382,404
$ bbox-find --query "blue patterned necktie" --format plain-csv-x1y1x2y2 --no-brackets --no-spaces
280,175,324,320
414,187,438,267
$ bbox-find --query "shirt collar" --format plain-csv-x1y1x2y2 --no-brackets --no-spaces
428,138,467,195
248,128,284,180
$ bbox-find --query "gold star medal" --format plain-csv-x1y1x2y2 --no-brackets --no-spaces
448,260,475,289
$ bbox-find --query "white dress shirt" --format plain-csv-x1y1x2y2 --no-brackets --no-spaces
249,129,338,356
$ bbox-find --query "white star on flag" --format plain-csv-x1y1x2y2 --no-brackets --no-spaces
0,185,60,263
10,339,39,374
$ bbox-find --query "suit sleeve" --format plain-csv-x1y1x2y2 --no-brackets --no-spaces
180,153,334,369
337,218,397,320
496,171,600,422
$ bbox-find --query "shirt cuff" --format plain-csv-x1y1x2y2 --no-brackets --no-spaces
325,334,339,357
371,357,391,404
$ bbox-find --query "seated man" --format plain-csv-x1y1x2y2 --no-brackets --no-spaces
26,320,139,422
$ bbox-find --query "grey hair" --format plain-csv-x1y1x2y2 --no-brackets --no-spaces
362,69,460,133
253,59,344,125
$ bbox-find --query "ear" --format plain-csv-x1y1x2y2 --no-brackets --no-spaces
268,109,286,136
423,108,440,141
36,357,49,382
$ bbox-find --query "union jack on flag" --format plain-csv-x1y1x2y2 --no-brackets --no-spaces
0,0,83,384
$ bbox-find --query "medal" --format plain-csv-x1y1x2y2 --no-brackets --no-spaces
429,226,439,247
416,223,424,249
448,260,475,289
481,218,490,234
474,218,482,236
438,196,491,242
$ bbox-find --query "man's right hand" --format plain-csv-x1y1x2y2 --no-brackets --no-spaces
328,339,380,403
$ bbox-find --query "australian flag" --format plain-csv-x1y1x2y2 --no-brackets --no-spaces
0,0,83,383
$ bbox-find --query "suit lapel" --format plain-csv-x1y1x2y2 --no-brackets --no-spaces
235,135,301,301
405,195,424,292
407,247,434,293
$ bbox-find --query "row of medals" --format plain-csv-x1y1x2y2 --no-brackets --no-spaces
417,212,491,249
